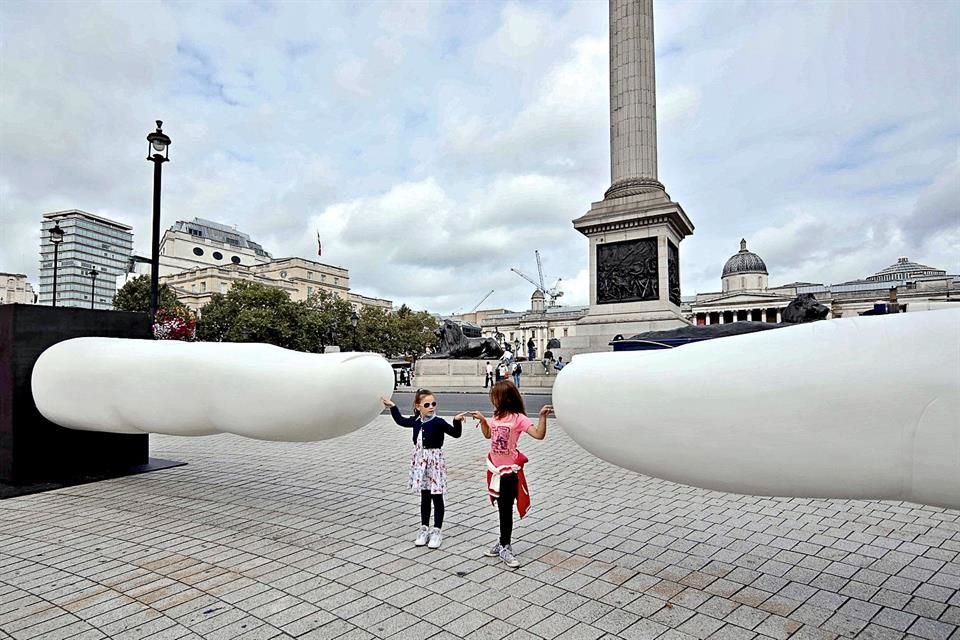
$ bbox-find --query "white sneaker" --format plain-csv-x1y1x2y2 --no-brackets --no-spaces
427,528,443,549
499,544,520,568
414,525,430,546
483,542,502,557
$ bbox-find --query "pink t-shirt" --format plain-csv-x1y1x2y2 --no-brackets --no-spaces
488,413,533,467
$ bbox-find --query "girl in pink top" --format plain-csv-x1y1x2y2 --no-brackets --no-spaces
472,380,552,568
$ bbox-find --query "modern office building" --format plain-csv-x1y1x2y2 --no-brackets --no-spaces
38,210,133,309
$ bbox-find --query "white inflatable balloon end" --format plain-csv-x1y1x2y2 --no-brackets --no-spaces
553,309,960,509
32,338,394,442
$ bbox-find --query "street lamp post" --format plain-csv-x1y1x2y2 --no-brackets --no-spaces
49,222,64,307
146,120,171,320
88,268,99,309
351,310,360,351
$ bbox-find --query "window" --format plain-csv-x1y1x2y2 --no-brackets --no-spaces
193,247,204,256
200,282,206,292
231,256,241,264
563,328,568,337
213,251,223,260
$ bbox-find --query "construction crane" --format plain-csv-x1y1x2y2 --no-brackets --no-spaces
511,250,564,307
470,289,495,312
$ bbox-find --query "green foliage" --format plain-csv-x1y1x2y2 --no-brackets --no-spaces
193,281,437,356
113,275,182,313
196,281,319,351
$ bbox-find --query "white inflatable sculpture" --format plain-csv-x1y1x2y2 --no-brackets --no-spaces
553,309,960,509
32,338,394,442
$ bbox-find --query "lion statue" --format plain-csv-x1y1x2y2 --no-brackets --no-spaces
423,319,504,359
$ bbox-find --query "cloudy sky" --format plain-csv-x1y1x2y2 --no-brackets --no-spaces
1,0,957,313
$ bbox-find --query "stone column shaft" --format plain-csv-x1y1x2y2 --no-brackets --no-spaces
606,0,664,199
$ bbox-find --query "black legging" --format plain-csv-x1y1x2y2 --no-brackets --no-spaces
420,491,445,528
497,474,519,546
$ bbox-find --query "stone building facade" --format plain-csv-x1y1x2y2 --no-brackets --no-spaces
122,218,392,313
0,273,36,305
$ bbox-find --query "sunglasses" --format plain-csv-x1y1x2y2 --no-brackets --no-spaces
421,402,437,408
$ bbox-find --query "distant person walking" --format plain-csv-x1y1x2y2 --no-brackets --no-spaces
471,381,553,568
512,362,522,387
383,390,466,550
527,337,536,361
484,361,493,388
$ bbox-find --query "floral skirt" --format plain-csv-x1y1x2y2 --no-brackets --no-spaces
409,446,447,495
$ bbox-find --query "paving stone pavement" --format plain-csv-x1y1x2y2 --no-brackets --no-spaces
1,416,958,640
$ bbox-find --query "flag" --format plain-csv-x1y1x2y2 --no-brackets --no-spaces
316,230,322,257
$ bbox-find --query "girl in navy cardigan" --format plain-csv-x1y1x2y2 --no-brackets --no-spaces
382,389,465,549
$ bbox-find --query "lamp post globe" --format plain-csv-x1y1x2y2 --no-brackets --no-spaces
88,268,99,309
146,120,171,320
49,222,64,307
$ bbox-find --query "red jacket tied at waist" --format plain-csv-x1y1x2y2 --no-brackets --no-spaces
486,451,530,518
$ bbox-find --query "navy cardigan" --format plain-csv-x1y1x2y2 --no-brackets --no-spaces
390,406,462,449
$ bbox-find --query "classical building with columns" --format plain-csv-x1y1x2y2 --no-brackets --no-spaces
685,242,958,325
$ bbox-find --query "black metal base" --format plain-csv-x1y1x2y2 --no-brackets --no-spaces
0,304,185,489
0,456,186,499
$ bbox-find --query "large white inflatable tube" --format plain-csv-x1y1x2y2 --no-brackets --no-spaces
553,310,960,509
32,338,394,442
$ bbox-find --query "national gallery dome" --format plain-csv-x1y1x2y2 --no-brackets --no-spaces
722,239,768,277
722,239,769,292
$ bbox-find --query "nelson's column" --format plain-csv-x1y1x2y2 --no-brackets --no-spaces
573,0,694,350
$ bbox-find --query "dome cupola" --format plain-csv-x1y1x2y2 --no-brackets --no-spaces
722,239,769,292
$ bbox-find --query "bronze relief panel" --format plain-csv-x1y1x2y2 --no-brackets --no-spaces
668,240,681,306
596,238,659,304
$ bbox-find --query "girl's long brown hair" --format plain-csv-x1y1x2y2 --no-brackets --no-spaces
490,380,525,418
413,388,433,416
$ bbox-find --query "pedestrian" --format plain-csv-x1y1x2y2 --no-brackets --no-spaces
484,361,493,388
382,390,466,549
512,361,522,387
470,381,553,568
527,337,536,361
554,356,565,371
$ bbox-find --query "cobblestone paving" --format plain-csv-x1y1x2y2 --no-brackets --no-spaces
1,416,958,640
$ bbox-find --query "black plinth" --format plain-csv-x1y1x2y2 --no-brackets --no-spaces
0,304,182,495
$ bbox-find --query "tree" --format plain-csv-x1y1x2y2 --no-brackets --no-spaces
196,281,322,351
113,275,182,312
352,303,437,359
302,290,355,351
391,305,438,360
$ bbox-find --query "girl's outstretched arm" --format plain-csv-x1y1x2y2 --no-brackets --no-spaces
528,404,553,440
448,414,465,438
382,397,415,428
472,411,491,439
